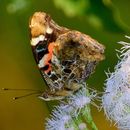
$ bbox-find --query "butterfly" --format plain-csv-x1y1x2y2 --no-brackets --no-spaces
29,12,105,101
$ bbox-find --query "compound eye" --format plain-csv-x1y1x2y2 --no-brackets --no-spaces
42,93,49,99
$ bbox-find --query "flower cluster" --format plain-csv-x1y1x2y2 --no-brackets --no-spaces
46,83,97,130
102,36,130,129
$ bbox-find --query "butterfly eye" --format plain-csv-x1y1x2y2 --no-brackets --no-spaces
38,93,51,101
43,93,48,99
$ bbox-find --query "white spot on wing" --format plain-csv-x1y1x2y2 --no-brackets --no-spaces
46,27,53,34
38,54,48,68
31,35,45,46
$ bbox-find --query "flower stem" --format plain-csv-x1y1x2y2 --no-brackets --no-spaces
74,115,88,130
82,86,98,130
83,106,98,130
71,118,80,130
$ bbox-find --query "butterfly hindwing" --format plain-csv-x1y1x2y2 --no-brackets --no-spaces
29,12,105,101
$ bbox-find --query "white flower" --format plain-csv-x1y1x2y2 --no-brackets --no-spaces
64,84,97,117
102,36,130,129
117,115,130,130
68,87,91,108
46,83,97,130
66,86,93,116
46,107,72,130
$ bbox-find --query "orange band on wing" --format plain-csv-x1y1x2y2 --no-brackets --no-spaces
44,42,55,73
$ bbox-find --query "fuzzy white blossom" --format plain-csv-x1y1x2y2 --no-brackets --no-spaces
67,86,91,115
46,108,72,130
46,85,97,130
102,36,130,130
59,84,97,117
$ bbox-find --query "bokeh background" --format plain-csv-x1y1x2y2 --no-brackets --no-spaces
0,0,130,130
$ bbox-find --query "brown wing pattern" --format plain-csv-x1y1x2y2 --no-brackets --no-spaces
29,12,105,101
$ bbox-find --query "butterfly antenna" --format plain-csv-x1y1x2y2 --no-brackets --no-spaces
12,91,42,100
1,88,42,92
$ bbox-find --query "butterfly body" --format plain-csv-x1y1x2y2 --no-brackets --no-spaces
29,12,105,101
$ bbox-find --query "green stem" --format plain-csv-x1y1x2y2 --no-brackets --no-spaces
71,118,80,130
76,115,88,130
82,83,98,130
83,106,98,130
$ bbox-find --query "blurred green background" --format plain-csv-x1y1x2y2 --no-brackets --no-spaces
0,0,130,130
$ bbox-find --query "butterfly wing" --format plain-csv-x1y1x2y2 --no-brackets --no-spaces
29,12,105,100
29,12,69,89
52,30,105,85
